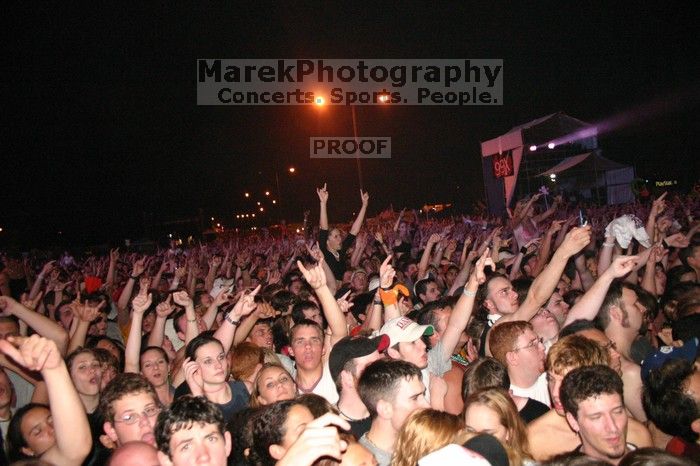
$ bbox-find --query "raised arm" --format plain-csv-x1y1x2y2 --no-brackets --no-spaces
172,291,200,347
147,296,174,348
440,248,493,360
418,233,441,280
124,290,152,374
0,296,69,356
29,261,55,301
66,296,105,355
105,249,119,294
349,190,370,236
298,259,348,347
504,226,591,323
0,335,92,466
564,255,638,326
213,286,260,354
117,257,145,327
317,183,329,230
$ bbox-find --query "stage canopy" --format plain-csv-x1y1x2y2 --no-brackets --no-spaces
480,112,600,216
536,151,634,205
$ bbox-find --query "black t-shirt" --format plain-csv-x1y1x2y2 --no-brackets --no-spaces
319,228,356,280
347,416,372,440
174,380,249,424
519,397,550,424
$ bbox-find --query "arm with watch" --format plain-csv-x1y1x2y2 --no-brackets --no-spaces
214,285,261,354
440,247,494,361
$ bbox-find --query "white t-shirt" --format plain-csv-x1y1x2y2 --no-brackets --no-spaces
297,360,339,405
422,339,453,404
510,372,550,407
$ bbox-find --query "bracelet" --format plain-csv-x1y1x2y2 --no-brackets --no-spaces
373,298,382,306
225,314,241,326
662,238,670,248
130,274,141,280
378,289,398,306
463,288,477,297
186,318,197,323
602,242,615,248
520,246,528,255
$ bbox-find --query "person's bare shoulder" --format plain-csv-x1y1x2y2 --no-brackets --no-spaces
627,417,653,447
528,410,579,461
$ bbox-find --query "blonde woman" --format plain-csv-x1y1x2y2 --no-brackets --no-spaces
391,408,464,466
463,388,534,466
250,363,297,407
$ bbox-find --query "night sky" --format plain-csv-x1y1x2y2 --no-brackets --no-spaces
4,3,699,248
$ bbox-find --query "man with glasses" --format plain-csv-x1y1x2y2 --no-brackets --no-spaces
100,372,162,448
489,321,550,405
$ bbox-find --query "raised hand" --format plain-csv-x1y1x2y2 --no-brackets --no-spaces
40,260,56,278
651,192,667,216
305,242,323,263
336,290,353,314
138,276,151,295
172,290,193,308
379,255,395,289
0,335,62,373
360,190,369,206
21,291,43,311
109,248,119,263
297,259,327,290
132,257,146,277
230,285,261,319
664,232,689,248
558,226,592,258
182,357,204,396
317,183,329,203
472,247,496,285
427,233,441,246
132,292,153,315
156,295,175,318
276,413,351,466
606,255,639,278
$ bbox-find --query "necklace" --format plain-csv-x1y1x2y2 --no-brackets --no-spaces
337,404,365,422
296,374,322,393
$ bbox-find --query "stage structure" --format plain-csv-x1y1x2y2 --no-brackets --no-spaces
480,112,632,216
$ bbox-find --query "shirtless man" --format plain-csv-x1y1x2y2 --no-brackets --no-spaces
528,334,652,461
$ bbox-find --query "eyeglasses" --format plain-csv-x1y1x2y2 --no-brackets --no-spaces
512,336,544,352
114,406,161,425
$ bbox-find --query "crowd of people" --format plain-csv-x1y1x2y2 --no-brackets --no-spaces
0,184,699,466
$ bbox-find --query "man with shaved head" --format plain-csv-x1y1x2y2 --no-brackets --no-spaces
108,441,159,466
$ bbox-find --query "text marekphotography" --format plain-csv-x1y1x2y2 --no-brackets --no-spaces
310,137,391,159
197,59,502,106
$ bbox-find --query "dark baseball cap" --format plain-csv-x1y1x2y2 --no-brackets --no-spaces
329,334,390,382
641,337,699,381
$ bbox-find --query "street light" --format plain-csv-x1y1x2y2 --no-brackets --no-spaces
289,167,295,173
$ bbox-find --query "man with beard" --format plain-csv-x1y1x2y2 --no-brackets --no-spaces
527,335,651,461
596,282,649,422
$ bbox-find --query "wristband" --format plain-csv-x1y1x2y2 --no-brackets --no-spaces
225,314,241,326
602,242,615,248
662,238,670,248
186,318,197,323
378,289,398,306
130,274,141,280
463,288,477,297
520,246,528,255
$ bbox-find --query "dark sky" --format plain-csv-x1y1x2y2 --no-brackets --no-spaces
3,3,699,248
